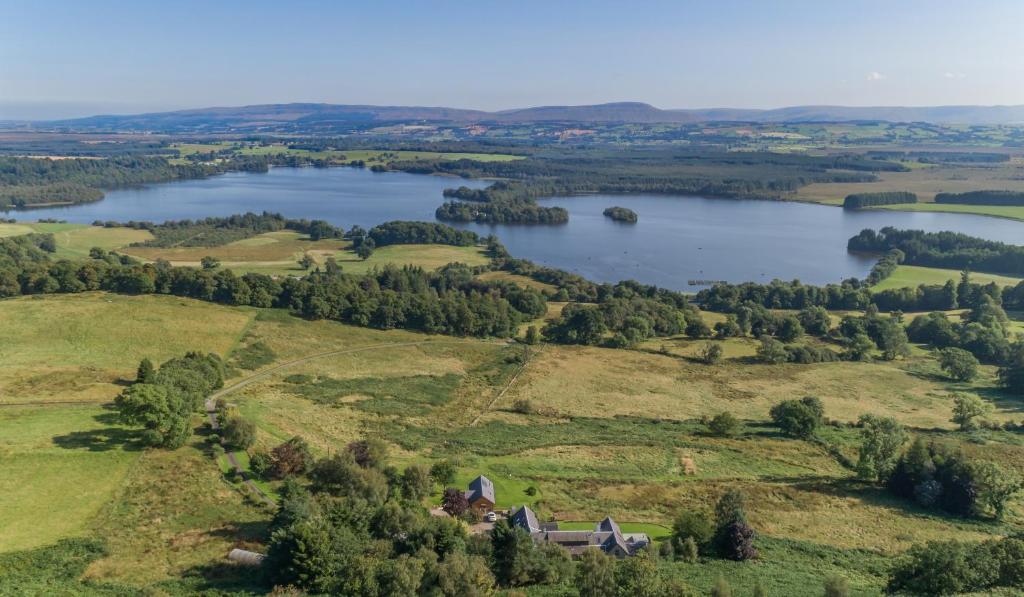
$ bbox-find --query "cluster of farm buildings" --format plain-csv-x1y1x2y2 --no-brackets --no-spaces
464,475,650,558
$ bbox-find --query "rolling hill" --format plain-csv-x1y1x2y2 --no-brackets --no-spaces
31,101,1024,132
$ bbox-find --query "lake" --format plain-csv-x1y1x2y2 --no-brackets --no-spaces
17,166,1024,290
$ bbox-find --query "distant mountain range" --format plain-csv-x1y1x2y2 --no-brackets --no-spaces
26,101,1024,130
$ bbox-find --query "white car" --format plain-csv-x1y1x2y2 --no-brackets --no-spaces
484,511,497,522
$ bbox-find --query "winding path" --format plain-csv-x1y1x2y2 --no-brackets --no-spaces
204,339,471,505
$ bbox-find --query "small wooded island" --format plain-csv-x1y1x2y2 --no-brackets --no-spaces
603,206,638,223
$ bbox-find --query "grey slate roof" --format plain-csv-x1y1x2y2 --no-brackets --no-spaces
466,475,495,505
510,504,541,533
509,506,649,557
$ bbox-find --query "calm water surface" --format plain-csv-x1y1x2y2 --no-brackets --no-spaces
19,167,1024,290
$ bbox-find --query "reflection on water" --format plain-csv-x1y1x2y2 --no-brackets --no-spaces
18,167,1024,290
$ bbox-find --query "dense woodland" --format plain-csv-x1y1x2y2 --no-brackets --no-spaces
0,155,269,209
842,191,917,209
383,149,902,224
849,227,1024,276
603,206,638,223
935,190,1024,206
0,220,716,349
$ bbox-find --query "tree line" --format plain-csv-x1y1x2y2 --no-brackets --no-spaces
378,149,901,225
935,190,1024,206
0,154,268,209
848,227,1024,276
115,352,225,448
842,192,917,209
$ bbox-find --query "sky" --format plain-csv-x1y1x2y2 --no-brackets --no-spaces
2,0,1024,119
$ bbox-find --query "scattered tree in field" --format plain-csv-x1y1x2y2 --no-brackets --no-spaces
355,238,375,260
524,325,540,345
971,461,1022,520
430,460,457,487
707,412,741,437
756,336,788,364
298,254,316,270
222,416,256,450
798,306,831,336
938,347,979,381
200,255,220,269
699,342,724,365
856,414,908,481
777,315,804,342
323,257,342,276
843,333,875,361
886,540,980,595
769,396,824,438
714,489,757,560
442,487,470,517
270,436,314,479
951,393,992,430
672,510,715,555
887,438,1021,519
135,358,155,383
115,382,190,448
999,348,1024,395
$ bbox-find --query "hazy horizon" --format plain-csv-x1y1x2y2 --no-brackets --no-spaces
3,0,1024,120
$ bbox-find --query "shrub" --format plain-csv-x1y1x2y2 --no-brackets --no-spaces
442,487,470,517
270,436,314,479
249,450,272,477
769,397,824,438
707,412,741,437
672,510,715,552
951,393,992,431
679,536,699,563
718,521,758,561
756,336,788,364
512,399,535,415
939,347,979,382
222,416,257,450
824,575,849,597
429,460,458,487
699,342,724,365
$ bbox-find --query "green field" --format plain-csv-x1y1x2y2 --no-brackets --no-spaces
4,292,1024,593
0,293,254,404
122,230,490,276
0,404,139,552
873,201,1024,221
872,265,1023,292
0,222,36,237
795,160,1024,220
171,142,524,165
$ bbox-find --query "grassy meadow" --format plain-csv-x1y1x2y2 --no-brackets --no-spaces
4,288,1024,593
2,223,490,277
795,159,1024,221
170,142,525,165
871,265,1023,292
